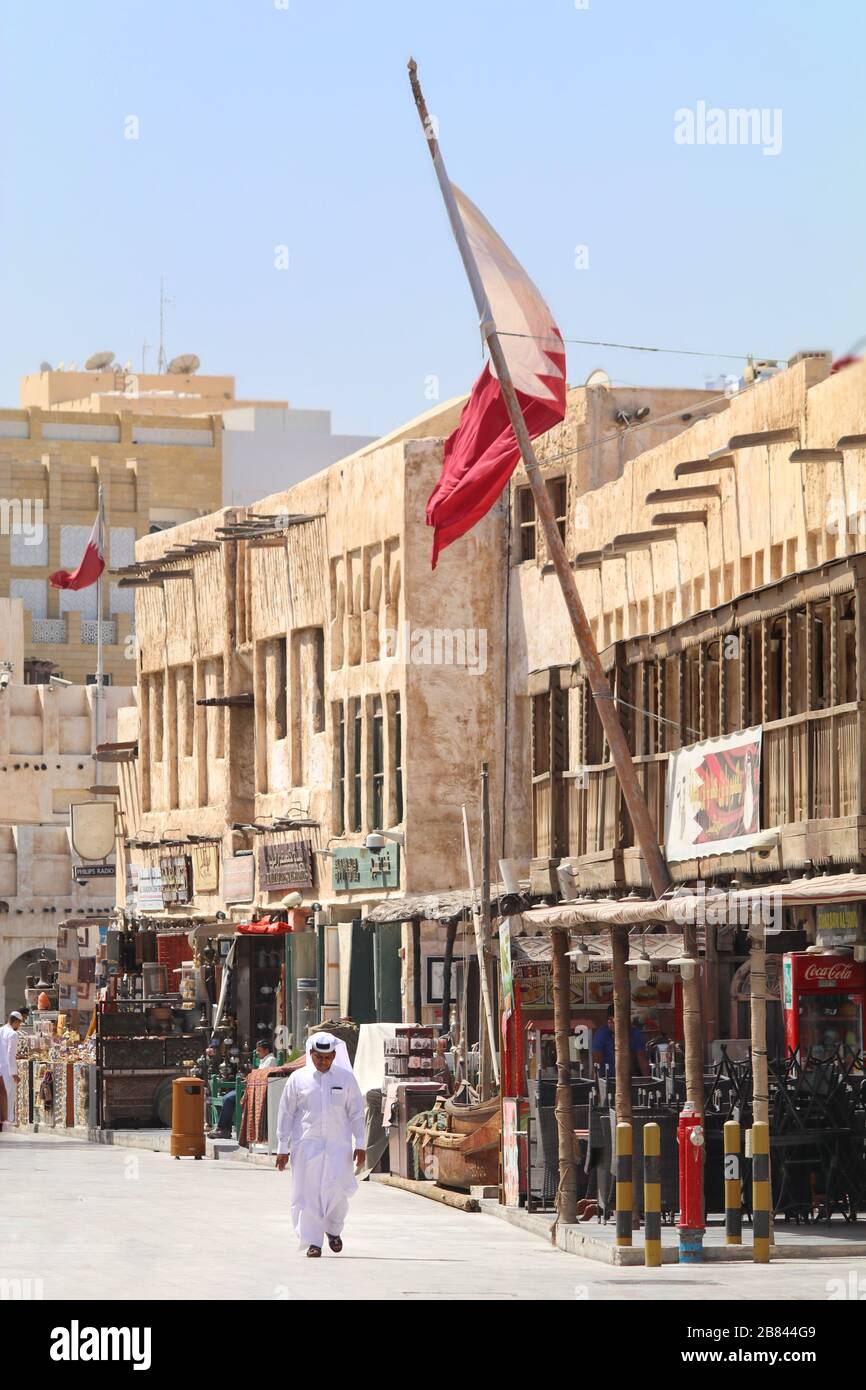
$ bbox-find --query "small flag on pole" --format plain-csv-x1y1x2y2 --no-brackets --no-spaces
49,509,105,591
426,184,566,567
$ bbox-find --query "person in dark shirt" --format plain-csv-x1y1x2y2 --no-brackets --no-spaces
592,1005,649,1080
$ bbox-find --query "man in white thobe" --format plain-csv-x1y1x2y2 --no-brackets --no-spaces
0,1011,23,1132
276,1032,366,1257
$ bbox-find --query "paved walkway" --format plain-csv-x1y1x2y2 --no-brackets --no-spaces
2,1132,866,1300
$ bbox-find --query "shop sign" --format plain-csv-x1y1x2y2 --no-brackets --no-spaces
193,843,219,893
331,845,400,893
259,838,313,891
136,866,164,912
159,853,192,906
69,800,116,861
222,853,255,904
816,905,860,948
73,864,116,879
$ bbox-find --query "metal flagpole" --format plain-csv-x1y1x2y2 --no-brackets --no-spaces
95,483,105,752
408,60,671,899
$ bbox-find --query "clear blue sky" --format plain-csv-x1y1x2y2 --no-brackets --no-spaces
1,0,862,438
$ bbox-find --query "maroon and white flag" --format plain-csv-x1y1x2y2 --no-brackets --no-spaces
49,510,105,591
426,182,566,567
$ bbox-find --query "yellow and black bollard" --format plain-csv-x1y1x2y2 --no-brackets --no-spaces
724,1120,742,1245
643,1121,661,1267
751,1121,770,1263
615,1121,633,1248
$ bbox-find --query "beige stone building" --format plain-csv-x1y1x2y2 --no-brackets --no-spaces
108,381,719,1026
0,404,223,685
20,365,285,419
0,599,132,1013
512,353,866,891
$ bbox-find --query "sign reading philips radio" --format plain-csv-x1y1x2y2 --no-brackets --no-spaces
258,839,313,891
664,726,767,862
331,845,400,893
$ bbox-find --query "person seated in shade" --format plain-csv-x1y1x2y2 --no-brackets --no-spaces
255,1037,278,1070
206,1039,278,1139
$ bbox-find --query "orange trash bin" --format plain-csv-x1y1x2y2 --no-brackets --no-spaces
170,1076,205,1159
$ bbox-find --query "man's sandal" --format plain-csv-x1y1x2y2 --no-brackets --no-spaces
327,1235,343,1253
306,1245,322,1257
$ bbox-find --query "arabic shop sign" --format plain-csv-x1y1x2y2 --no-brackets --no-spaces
331,844,400,893
259,839,313,891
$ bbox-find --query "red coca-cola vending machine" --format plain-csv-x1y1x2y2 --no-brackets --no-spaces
782,952,866,1060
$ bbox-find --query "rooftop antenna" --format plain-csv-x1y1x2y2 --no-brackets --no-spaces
141,342,154,373
157,275,173,374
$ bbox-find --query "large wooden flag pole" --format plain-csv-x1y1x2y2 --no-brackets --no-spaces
408,59,671,899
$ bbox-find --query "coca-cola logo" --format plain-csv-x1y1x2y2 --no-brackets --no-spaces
803,961,855,984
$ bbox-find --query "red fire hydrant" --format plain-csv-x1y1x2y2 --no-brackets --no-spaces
677,1101,705,1262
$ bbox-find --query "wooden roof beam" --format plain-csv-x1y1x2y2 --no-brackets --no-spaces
651,511,708,527
674,456,735,479
609,528,679,551
789,448,843,463
727,426,800,450
645,484,721,504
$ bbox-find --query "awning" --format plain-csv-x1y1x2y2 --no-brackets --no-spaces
511,927,691,979
363,885,506,925
522,871,866,931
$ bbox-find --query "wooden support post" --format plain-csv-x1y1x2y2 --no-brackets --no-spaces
551,928,578,1225
682,921,704,1116
611,928,633,1127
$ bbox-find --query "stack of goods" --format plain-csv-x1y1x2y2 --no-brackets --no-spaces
155,933,188,994
73,1061,95,1128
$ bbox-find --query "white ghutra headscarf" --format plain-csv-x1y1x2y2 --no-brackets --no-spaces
304,1031,353,1073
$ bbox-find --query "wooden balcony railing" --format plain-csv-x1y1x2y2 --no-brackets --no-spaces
551,705,862,861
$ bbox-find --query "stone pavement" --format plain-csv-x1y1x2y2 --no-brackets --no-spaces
3,1131,866,1300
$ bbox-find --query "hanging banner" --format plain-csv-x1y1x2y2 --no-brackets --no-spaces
159,853,192,906
664,726,768,862
192,843,219,893
136,865,164,912
499,917,514,1021
502,1099,520,1207
222,853,255,904
258,839,313,892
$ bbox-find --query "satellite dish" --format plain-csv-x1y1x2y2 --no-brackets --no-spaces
585,368,611,388
39,361,53,373
85,351,116,371
167,353,200,375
